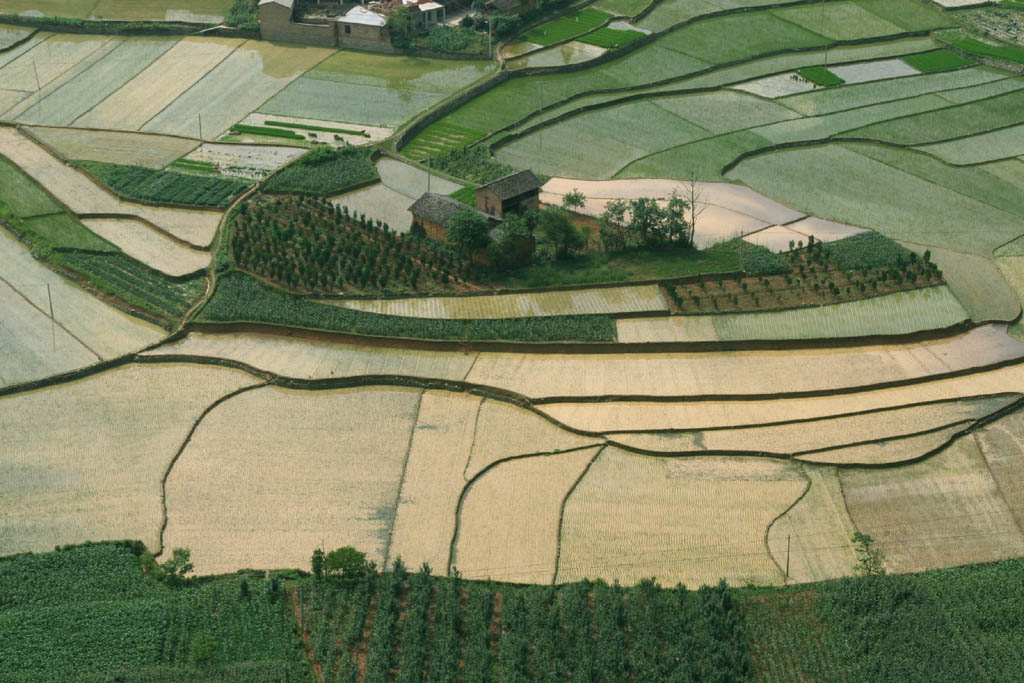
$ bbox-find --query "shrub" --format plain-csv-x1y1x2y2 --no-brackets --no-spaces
225,0,258,30
824,232,915,271
426,26,471,52
742,245,790,276
430,145,514,185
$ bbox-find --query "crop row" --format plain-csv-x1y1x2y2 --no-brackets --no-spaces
78,161,250,208
58,250,205,322
229,124,305,140
198,270,617,342
264,146,378,195
265,120,369,137
402,121,485,160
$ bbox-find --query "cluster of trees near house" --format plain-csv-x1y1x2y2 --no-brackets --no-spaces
441,187,698,270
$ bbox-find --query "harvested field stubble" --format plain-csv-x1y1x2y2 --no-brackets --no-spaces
796,423,970,465
612,395,1017,455
162,385,422,575
142,331,478,381
0,363,252,555
766,465,857,583
24,126,199,169
454,447,600,583
538,365,1024,433
557,449,805,587
840,429,1024,574
975,411,1024,530
388,390,482,572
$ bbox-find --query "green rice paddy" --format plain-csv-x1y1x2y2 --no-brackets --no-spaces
797,65,844,87
521,8,612,46
901,50,974,73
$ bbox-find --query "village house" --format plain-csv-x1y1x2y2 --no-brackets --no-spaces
408,193,496,241
475,169,542,219
259,0,450,50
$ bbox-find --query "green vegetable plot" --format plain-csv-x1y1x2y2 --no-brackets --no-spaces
797,65,845,87
78,161,249,208
901,49,973,73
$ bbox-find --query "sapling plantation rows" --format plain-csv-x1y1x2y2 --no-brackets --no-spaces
231,196,481,294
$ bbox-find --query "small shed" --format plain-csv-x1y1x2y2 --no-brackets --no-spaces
475,169,541,219
408,193,495,241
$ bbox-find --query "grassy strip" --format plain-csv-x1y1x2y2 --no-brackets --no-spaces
265,120,370,137
797,65,844,87
521,8,612,46
952,37,1024,65
450,186,477,206
57,251,205,323
263,146,379,195
901,49,973,73
78,161,249,208
229,124,306,141
0,156,63,218
1,200,116,253
198,270,617,342
577,27,645,48
404,122,486,159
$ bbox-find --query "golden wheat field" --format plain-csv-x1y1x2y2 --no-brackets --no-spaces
160,386,421,575
0,363,252,555
453,447,600,584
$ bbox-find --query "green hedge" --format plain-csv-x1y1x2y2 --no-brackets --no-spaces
198,271,616,342
229,124,305,141
265,121,368,137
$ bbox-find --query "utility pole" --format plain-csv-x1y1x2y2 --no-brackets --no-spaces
46,283,55,352
820,0,829,69
427,156,431,193
32,61,41,115
537,84,543,153
785,534,791,584
488,15,493,59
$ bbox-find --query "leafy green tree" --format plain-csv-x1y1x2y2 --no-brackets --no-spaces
447,209,492,253
853,532,886,576
562,188,586,212
311,547,325,581
325,546,369,582
387,6,416,48
538,208,585,260
160,548,194,582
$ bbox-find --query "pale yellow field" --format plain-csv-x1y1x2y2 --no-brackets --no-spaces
468,325,1024,399
26,126,199,169
0,227,165,369
557,449,806,587
141,40,334,138
454,447,600,584
81,218,210,276
0,127,222,246
797,424,968,466
465,399,602,479
975,410,1024,530
840,430,1024,574
540,364,1024,432
75,36,241,132
614,396,1015,456
161,386,421,575
338,285,669,319
0,278,100,387
388,390,482,572
143,331,478,381
0,363,252,556
766,465,859,583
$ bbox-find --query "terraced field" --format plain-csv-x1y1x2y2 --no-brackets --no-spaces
2,0,1024,606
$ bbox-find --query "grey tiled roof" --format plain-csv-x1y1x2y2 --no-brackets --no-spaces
482,169,541,200
409,193,489,227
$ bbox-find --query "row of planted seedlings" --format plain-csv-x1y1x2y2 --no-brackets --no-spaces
665,235,943,315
